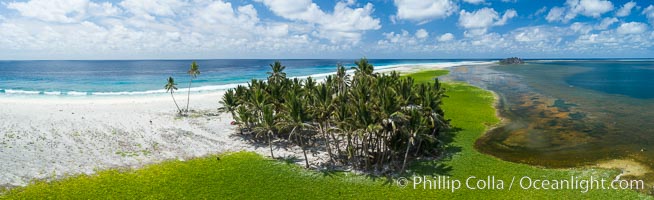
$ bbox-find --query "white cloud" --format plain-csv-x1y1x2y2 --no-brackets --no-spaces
6,0,122,23
616,22,648,35
255,0,324,22
595,17,617,30
567,0,613,18
496,9,518,26
119,0,186,20
415,29,429,39
257,0,381,43
438,33,454,41
511,26,556,42
373,22,654,58
394,0,458,24
572,26,653,51
616,1,636,17
570,22,593,34
0,1,343,59
463,0,485,5
644,5,654,26
192,1,259,31
546,0,614,23
3,0,654,59
546,7,567,22
458,8,517,36
533,6,548,17
377,30,422,49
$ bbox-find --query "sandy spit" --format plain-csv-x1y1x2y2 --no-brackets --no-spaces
0,62,478,188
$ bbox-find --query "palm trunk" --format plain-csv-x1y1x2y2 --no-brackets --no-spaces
320,123,334,163
328,122,341,155
414,140,423,157
186,78,193,113
299,134,309,168
364,133,370,170
268,131,274,158
401,135,413,173
170,92,182,114
346,133,352,165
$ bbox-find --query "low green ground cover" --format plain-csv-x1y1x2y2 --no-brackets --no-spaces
2,70,646,199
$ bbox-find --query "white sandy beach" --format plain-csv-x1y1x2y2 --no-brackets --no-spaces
0,62,489,188
0,91,338,188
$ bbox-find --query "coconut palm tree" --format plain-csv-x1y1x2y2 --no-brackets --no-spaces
267,61,286,84
353,57,374,76
186,61,201,113
279,87,313,168
401,107,427,172
165,76,182,114
334,64,350,95
234,105,253,134
223,59,450,173
312,83,335,162
218,89,239,119
254,105,277,158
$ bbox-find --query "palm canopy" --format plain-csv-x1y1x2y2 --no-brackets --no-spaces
185,61,201,113
188,61,201,78
165,76,178,92
165,76,182,114
253,105,277,158
218,89,239,118
221,58,449,172
353,57,374,76
267,61,286,83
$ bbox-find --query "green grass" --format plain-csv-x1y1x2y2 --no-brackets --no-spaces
406,69,449,83
1,69,648,199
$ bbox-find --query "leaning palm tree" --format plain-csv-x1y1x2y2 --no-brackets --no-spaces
401,108,428,172
165,76,182,114
186,61,201,113
280,88,313,168
253,105,277,158
312,83,335,162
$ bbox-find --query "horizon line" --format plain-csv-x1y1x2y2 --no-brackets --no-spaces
1,57,653,61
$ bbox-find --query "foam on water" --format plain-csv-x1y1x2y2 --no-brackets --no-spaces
0,60,494,97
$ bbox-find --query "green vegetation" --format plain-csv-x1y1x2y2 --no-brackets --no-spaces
220,59,449,172
2,69,648,199
499,57,525,65
165,61,200,116
406,70,449,83
164,76,183,114
186,61,201,114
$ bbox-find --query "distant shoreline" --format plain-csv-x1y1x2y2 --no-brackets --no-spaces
0,60,495,98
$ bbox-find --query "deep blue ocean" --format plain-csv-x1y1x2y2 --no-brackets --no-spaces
561,61,654,99
0,59,486,96
0,59,652,98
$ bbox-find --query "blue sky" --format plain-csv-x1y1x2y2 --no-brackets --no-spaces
0,0,653,59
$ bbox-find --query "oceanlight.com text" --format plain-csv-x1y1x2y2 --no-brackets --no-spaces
395,176,645,193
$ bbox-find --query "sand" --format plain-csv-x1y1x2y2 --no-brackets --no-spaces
1,90,342,188
596,159,651,177
0,62,487,188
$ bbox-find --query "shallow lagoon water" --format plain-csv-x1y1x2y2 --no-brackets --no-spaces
444,61,654,175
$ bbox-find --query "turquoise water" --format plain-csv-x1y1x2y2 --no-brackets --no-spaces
444,60,654,172
0,59,487,96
